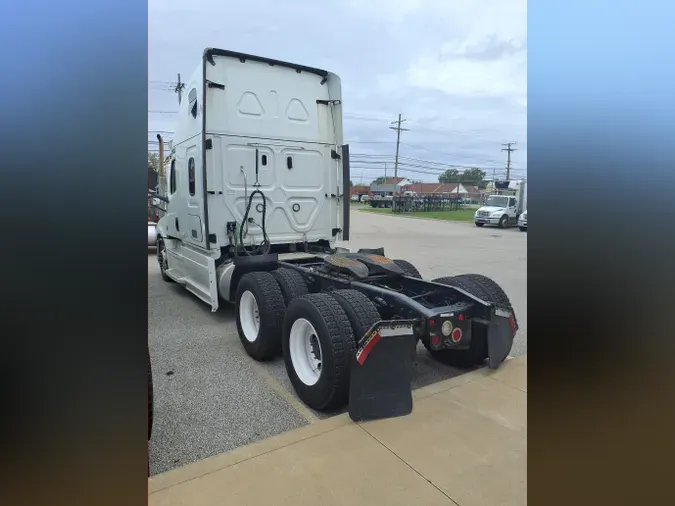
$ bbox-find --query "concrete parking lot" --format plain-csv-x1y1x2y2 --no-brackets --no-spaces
149,211,527,475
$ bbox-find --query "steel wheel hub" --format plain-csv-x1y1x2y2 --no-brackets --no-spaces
289,318,323,386
240,290,260,342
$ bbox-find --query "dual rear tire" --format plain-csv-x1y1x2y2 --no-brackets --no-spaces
235,270,381,411
234,267,313,362
235,271,286,361
283,290,381,410
392,259,422,278
424,273,514,368
282,294,356,410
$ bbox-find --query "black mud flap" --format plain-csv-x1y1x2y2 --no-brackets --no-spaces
348,320,417,422
487,308,517,369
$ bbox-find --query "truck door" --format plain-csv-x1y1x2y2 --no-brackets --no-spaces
182,143,206,248
164,158,180,238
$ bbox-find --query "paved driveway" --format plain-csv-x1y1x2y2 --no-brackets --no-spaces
149,211,526,475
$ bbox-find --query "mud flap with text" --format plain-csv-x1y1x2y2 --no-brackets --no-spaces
348,321,417,422
487,309,517,369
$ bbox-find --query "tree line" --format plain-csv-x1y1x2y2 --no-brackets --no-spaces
367,168,488,189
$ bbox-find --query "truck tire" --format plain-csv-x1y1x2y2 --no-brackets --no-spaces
424,275,491,368
157,238,173,283
282,293,356,411
393,259,422,278
235,271,286,361
271,268,309,306
498,215,508,228
329,289,381,342
453,274,518,328
148,348,153,441
475,222,484,227
519,226,527,232
330,289,419,363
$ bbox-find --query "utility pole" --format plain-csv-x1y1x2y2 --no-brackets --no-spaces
501,142,517,180
157,134,165,186
389,114,409,178
175,73,185,104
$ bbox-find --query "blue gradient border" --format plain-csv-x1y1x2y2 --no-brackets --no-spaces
0,1,149,504
529,1,674,504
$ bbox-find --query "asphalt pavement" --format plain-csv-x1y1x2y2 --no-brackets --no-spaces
148,210,527,475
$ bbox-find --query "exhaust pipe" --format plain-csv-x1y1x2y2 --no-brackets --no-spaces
341,144,350,240
156,134,165,223
157,134,165,182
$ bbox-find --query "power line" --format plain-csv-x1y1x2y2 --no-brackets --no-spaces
399,142,510,165
343,112,524,142
147,139,525,175
145,130,526,176
351,163,499,180
351,153,510,168
146,108,524,145
351,156,506,172
313,110,524,141
351,166,448,177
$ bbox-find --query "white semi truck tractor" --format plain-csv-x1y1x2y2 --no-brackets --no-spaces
153,48,519,421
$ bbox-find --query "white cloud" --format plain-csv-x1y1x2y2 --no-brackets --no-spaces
149,0,527,182
344,0,425,21
407,38,527,97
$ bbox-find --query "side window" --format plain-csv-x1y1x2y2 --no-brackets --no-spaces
169,159,176,194
188,89,198,119
188,158,195,196
509,197,516,207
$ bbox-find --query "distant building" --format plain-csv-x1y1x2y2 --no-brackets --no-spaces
370,178,411,195
382,177,409,186
400,182,468,195
350,185,369,197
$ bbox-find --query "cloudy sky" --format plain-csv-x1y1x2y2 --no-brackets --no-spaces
149,0,527,184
